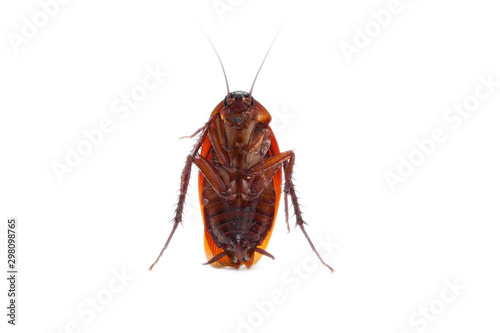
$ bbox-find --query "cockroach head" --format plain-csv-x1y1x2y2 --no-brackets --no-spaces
222,91,254,125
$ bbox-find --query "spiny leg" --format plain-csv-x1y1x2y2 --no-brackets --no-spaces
283,151,334,273
283,160,291,233
252,150,334,272
149,116,216,271
247,128,270,178
249,151,293,231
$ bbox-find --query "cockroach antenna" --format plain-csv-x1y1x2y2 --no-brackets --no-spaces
197,25,231,101
248,23,286,99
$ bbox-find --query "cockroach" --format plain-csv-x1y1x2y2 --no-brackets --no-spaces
149,33,333,272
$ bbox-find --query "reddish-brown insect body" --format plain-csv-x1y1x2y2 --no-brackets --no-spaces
200,92,282,268
149,33,333,272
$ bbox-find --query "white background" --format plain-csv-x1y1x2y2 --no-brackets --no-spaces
1,0,500,332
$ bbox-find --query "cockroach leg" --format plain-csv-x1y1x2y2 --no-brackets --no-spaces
250,152,292,230
149,116,216,271
193,154,235,200
207,126,229,164
207,125,235,172
283,151,334,273
247,129,269,153
246,167,280,201
248,151,291,173
215,113,232,152
283,160,291,232
250,150,334,272
246,129,270,177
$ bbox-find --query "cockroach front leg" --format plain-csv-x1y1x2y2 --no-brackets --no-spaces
149,116,216,271
250,151,334,272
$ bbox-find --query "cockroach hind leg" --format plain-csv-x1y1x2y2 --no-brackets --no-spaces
282,160,291,233
284,152,334,273
297,222,335,273
149,222,181,271
284,191,291,233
